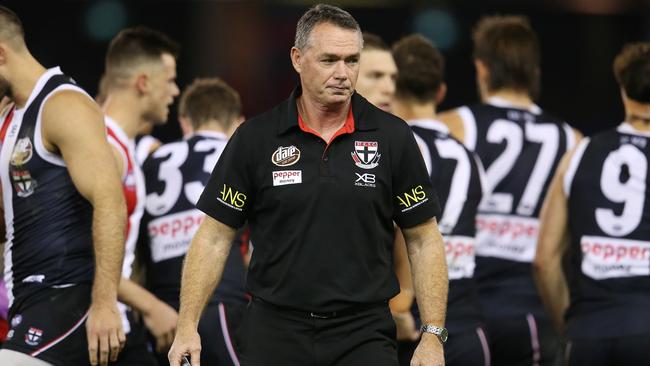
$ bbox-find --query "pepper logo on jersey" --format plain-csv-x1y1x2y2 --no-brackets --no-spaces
272,146,301,167
397,185,428,212
10,138,33,166
217,184,247,211
351,141,380,169
24,327,43,346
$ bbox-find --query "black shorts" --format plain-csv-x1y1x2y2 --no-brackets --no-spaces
565,332,650,366
2,284,91,366
237,298,397,366
153,302,244,366
114,309,157,366
485,313,559,366
398,326,491,366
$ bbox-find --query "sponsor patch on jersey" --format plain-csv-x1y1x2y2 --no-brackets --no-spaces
580,235,650,280
149,209,204,263
272,170,302,186
272,146,300,167
351,141,381,169
24,327,43,346
396,185,428,213
355,173,376,188
10,137,33,166
445,236,476,280
475,214,539,263
217,184,247,211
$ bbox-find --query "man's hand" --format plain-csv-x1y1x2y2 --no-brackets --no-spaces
393,311,419,342
168,327,202,366
86,301,125,366
143,298,179,353
410,333,445,366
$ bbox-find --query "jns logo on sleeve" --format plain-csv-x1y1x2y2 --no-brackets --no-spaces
397,185,428,212
352,141,381,169
217,184,247,211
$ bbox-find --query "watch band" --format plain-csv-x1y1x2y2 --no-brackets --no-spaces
420,324,448,343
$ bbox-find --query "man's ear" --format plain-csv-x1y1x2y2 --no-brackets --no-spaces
290,47,302,74
135,73,149,95
474,59,489,84
0,43,8,67
435,82,447,106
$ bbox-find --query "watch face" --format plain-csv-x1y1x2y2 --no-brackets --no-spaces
440,328,448,342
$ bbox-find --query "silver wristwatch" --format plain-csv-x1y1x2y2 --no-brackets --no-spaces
420,324,448,343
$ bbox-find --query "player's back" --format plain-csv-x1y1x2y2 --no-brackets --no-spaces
458,97,577,317
141,132,246,308
563,122,650,340
410,119,484,332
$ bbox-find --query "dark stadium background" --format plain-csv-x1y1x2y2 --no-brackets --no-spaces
4,0,650,141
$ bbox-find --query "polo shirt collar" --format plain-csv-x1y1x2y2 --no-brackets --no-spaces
278,85,378,135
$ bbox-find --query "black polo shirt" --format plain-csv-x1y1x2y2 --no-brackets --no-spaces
197,87,440,312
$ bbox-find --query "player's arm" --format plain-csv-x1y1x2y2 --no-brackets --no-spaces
106,140,179,352
438,108,466,143
389,228,420,342
42,90,126,366
168,215,236,366
390,228,414,313
532,150,574,332
119,278,178,352
402,218,448,366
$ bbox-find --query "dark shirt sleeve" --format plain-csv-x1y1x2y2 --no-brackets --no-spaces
196,125,253,229
392,127,441,228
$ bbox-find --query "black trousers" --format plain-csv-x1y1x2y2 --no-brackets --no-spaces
565,333,650,366
485,313,559,366
236,298,397,366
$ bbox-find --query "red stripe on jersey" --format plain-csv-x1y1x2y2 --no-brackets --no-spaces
106,126,138,232
0,106,15,144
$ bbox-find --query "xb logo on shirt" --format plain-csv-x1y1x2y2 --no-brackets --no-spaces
397,185,428,212
218,184,247,211
355,173,376,188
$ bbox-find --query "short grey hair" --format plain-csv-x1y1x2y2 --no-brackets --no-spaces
294,4,362,50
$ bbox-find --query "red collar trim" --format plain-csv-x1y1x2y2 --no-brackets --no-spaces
298,107,355,144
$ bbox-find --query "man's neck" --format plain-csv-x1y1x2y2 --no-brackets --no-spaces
624,98,650,132
297,95,350,140
195,122,228,137
103,92,146,139
393,99,436,123
483,89,534,109
8,55,47,109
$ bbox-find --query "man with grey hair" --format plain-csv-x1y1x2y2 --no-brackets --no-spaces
169,4,448,366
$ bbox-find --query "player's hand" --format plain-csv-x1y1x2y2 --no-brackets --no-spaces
143,298,179,353
169,327,201,366
411,333,445,366
86,300,126,366
393,311,420,341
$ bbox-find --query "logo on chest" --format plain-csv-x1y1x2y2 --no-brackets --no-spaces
10,137,33,166
272,146,301,167
351,141,380,169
